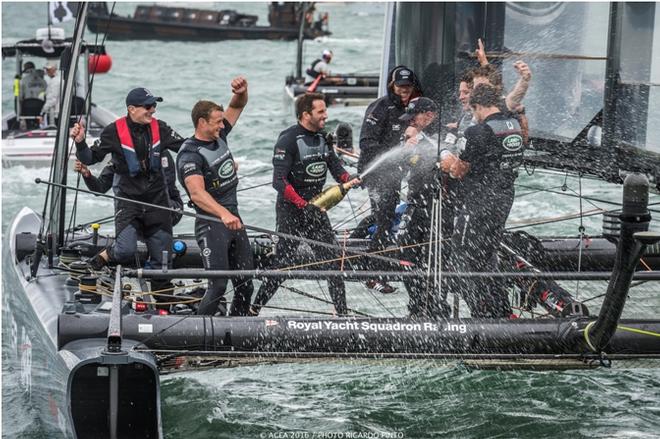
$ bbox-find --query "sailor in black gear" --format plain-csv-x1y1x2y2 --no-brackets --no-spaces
74,151,184,226
251,92,361,316
176,79,253,316
358,65,423,252
72,87,184,305
397,98,451,318
443,84,525,318
305,49,333,83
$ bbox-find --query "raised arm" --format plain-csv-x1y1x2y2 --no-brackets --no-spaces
505,61,532,111
223,76,248,128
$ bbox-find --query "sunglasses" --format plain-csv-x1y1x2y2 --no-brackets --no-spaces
133,103,157,110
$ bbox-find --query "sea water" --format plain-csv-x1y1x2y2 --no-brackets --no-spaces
3,3,660,439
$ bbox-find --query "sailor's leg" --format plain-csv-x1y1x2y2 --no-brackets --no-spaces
250,205,297,314
195,219,231,316
228,228,255,316
367,182,401,251
111,203,140,264
310,210,348,315
143,207,174,308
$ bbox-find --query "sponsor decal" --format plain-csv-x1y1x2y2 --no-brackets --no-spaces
183,162,198,175
502,134,523,152
218,159,235,178
286,320,467,334
161,157,168,168
265,320,279,327
306,161,327,177
202,248,212,257
138,324,153,334
392,124,401,132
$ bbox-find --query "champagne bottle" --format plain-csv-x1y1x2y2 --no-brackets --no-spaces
310,182,352,211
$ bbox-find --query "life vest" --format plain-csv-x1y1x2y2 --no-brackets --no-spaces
179,137,237,203
305,59,322,78
484,117,524,171
115,117,161,177
289,132,329,189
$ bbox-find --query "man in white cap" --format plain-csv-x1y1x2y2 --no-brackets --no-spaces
305,49,334,83
40,62,60,126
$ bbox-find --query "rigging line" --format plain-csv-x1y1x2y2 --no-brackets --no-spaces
35,179,411,267
515,185,566,199
249,304,337,316
236,181,271,193
516,183,660,215
576,174,585,298
505,208,607,231
279,284,371,317
68,215,115,232
65,172,83,244
345,191,360,227
280,238,446,271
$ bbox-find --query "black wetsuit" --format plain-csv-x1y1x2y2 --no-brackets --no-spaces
176,121,253,316
75,115,184,297
251,123,351,315
448,112,524,318
358,67,422,252
398,133,452,318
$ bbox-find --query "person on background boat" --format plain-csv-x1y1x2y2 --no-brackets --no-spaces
250,92,361,316
357,65,423,294
71,87,185,308
18,61,47,128
441,84,524,318
39,62,60,127
306,49,333,82
73,153,183,226
396,97,452,318
176,78,253,317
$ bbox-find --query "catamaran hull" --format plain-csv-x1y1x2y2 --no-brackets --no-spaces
7,208,162,438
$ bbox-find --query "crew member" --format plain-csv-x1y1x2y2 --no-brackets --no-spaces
40,62,60,127
251,92,361,316
305,49,333,83
357,65,422,293
397,97,451,318
71,87,185,306
176,78,253,316
19,61,47,127
442,84,525,318
74,152,183,226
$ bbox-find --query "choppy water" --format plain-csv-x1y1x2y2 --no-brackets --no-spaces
2,2,660,438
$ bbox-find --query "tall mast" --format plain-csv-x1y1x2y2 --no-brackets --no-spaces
46,2,89,253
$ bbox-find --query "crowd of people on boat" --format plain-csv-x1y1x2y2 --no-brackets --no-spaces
68,39,533,319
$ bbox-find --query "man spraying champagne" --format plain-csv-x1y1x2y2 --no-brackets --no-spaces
250,92,361,315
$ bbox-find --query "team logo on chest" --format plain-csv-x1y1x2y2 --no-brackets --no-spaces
306,161,327,177
502,134,523,152
218,159,235,178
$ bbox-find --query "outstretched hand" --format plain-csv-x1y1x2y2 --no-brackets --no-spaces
514,61,532,81
476,38,488,66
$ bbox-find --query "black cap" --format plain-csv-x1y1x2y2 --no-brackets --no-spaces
125,87,163,107
399,97,438,121
22,61,35,72
392,67,414,86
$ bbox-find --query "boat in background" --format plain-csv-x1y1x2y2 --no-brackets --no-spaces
1,27,117,167
86,1,331,41
284,4,378,106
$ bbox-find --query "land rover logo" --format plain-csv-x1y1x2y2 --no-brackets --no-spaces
306,162,326,177
502,134,523,151
218,159,235,178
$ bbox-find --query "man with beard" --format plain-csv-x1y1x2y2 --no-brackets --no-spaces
250,92,361,316
357,65,423,294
